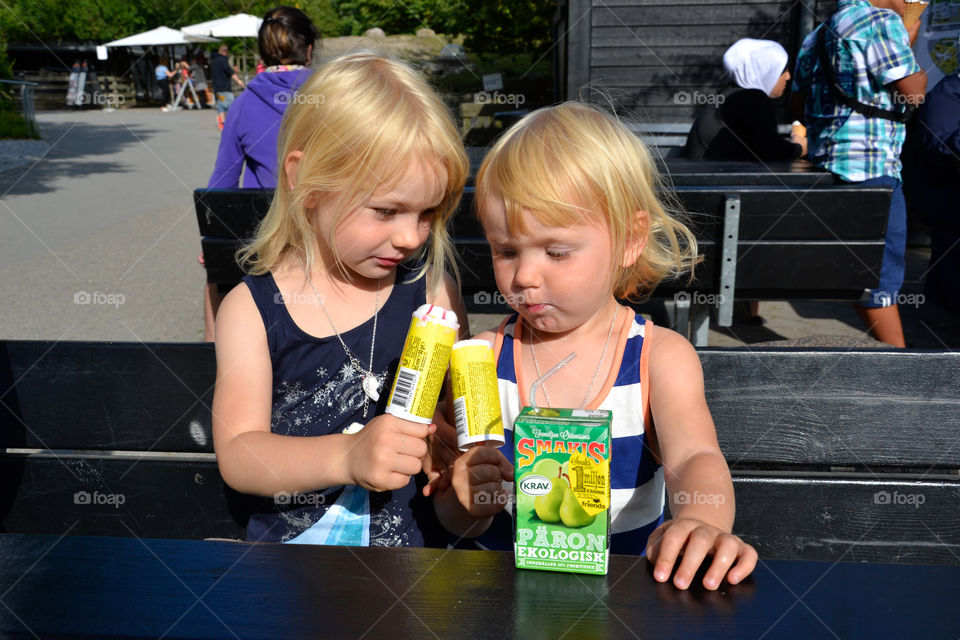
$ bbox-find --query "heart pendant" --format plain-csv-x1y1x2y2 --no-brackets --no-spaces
361,374,381,402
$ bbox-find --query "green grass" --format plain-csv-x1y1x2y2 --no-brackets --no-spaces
0,108,39,139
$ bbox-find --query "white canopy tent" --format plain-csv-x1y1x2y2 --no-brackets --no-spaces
104,26,219,47
182,13,262,38
104,27,218,110
182,13,263,79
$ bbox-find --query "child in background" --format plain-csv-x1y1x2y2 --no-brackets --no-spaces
212,53,469,546
440,102,757,589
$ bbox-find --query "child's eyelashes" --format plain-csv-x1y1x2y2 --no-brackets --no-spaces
371,207,437,221
492,247,516,258
546,249,571,260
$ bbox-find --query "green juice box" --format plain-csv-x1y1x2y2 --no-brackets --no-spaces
513,407,612,575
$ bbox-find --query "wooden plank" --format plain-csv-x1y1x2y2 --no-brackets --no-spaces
453,187,891,241
457,241,884,298
732,476,960,564
201,238,246,285
0,341,216,453
702,350,960,468
598,0,794,6
678,188,891,240
591,3,798,26
194,189,271,238
566,0,593,101
591,26,791,48
0,457,249,540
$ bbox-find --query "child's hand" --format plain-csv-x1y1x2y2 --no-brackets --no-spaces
345,414,432,492
448,445,514,517
646,517,757,591
421,416,460,498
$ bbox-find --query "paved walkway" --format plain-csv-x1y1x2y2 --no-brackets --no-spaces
1,108,957,347
0,139,50,174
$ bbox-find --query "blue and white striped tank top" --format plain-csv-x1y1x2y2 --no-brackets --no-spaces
493,309,665,555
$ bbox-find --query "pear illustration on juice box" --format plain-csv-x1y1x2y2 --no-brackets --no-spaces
514,407,611,575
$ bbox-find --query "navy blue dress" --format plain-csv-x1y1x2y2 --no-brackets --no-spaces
242,264,446,546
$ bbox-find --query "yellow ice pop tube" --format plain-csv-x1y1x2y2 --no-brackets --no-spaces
450,339,504,450
385,304,459,424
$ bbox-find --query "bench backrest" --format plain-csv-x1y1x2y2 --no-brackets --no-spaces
4,341,958,564
0,341,248,540
454,185,891,300
195,189,272,293
701,348,960,565
196,183,891,303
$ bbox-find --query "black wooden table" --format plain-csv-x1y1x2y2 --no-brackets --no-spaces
1,534,958,639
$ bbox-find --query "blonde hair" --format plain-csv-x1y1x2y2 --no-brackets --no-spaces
475,102,698,299
239,52,468,291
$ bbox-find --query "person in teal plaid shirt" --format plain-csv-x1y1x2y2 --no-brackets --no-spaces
792,0,926,347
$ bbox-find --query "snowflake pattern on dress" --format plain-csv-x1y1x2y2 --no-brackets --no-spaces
273,363,386,436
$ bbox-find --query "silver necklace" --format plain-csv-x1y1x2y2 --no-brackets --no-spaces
529,305,619,409
297,254,381,418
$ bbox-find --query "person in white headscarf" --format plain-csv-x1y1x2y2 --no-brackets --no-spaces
685,38,806,161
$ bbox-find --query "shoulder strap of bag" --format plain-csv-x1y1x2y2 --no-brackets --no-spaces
815,19,915,123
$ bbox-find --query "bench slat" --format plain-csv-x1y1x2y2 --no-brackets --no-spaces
733,476,960,565
0,341,215,453
701,350,960,469
0,458,248,540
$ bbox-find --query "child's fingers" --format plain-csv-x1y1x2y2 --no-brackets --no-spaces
648,522,691,583
463,444,508,468
700,536,744,590
499,457,515,481
668,529,715,590
394,419,433,440
724,541,758,585
465,460,505,486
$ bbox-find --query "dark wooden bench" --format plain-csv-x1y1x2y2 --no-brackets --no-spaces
3,341,958,565
703,348,960,565
195,188,272,295
455,179,892,344
0,340,248,540
196,172,891,345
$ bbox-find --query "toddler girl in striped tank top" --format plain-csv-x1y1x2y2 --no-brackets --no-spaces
440,102,757,590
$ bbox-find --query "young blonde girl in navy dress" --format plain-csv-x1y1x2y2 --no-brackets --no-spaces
441,102,758,589
212,53,470,546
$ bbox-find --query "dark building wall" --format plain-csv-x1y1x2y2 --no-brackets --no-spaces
559,0,839,123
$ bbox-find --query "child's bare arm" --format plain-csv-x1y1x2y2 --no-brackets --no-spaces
212,285,431,496
644,326,757,590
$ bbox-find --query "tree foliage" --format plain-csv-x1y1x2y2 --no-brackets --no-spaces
0,0,556,57
452,1,555,58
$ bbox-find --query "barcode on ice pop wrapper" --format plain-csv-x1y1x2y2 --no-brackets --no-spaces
390,367,419,411
453,396,468,440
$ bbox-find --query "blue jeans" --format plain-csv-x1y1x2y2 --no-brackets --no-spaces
215,91,235,115
837,175,906,308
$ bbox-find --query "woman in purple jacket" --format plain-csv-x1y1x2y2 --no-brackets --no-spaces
204,6,318,339
208,6,317,188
